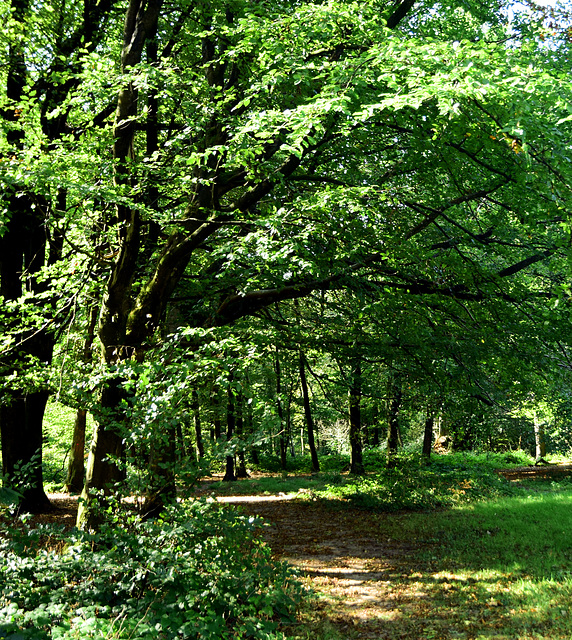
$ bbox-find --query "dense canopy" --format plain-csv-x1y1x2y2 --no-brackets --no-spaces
1,0,572,520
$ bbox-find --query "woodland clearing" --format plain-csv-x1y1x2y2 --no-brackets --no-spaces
21,464,572,640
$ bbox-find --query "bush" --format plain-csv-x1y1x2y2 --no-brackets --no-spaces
0,500,303,639
313,453,518,512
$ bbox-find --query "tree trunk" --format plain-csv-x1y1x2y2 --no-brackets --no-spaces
386,374,402,469
245,394,259,465
142,420,176,520
223,380,237,482
534,412,547,462
0,0,53,514
65,409,87,494
235,391,249,478
0,392,52,513
299,351,320,472
66,304,98,493
192,388,204,459
211,387,222,441
275,348,288,470
349,361,365,475
422,407,434,461
77,0,163,529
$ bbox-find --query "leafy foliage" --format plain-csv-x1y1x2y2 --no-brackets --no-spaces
0,500,302,639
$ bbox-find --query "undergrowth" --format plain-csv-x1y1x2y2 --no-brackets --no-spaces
310,455,519,511
0,500,303,640
208,451,535,512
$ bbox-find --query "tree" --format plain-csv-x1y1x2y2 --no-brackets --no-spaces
3,0,572,522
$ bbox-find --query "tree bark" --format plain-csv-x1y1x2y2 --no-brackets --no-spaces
235,391,249,478
386,374,402,469
0,0,52,513
65,409,88,494
77,0,163,529
192,388,204,459
299,351,320,472
142,420,176,520
534,412,547,462
222,379,237,482
66,305,99,493
275,348,288,470
422,407,434,461
349,361,365,475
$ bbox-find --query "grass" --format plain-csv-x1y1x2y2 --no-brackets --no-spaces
285,477,572,640
385,488,572,639
204,451,537,512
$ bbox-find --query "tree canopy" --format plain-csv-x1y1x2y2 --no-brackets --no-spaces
1,0,572,520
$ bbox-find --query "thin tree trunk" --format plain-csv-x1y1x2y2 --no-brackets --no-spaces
66,304,99,493
299,351,320,472
275,348,287,470
65,409,88,494
386,374,402,469
211,387,222,441
534,413,547,463
422,407,434,461
371,403,380,447
192,388,204,458
142,420,176,519
245,394,259,465
349,361,365,475
223,378,237,482
235,391,248,478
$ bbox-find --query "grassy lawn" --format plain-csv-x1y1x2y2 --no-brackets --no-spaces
287,479,572,640
387,488,572,639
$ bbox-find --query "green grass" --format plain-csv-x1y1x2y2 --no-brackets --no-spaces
402,490,572,578
283,477,572,640
202,473,340,497
378,488,572,639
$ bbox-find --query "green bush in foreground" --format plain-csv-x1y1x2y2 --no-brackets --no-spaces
0,501,303,639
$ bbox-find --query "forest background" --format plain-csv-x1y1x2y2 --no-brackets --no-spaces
3,0,572,637
2,0,572,516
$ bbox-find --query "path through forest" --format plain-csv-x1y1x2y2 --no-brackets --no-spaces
235,498,430,639
38,464,572,639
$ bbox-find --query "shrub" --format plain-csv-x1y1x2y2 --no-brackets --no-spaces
0,500,303,639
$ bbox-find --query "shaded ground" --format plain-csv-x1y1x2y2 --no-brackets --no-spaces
11,463,572,639
496,463,572,482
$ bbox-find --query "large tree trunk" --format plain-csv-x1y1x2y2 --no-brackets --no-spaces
0,392,52,513
0,0,52,512
348,361,365,475
77,0,163,529
299,351,320,472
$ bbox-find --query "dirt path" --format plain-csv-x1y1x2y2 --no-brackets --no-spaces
33,464,571,638
235,499,425,638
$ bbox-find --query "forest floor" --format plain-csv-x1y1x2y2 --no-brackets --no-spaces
209,464,572,639
35,463,572,640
